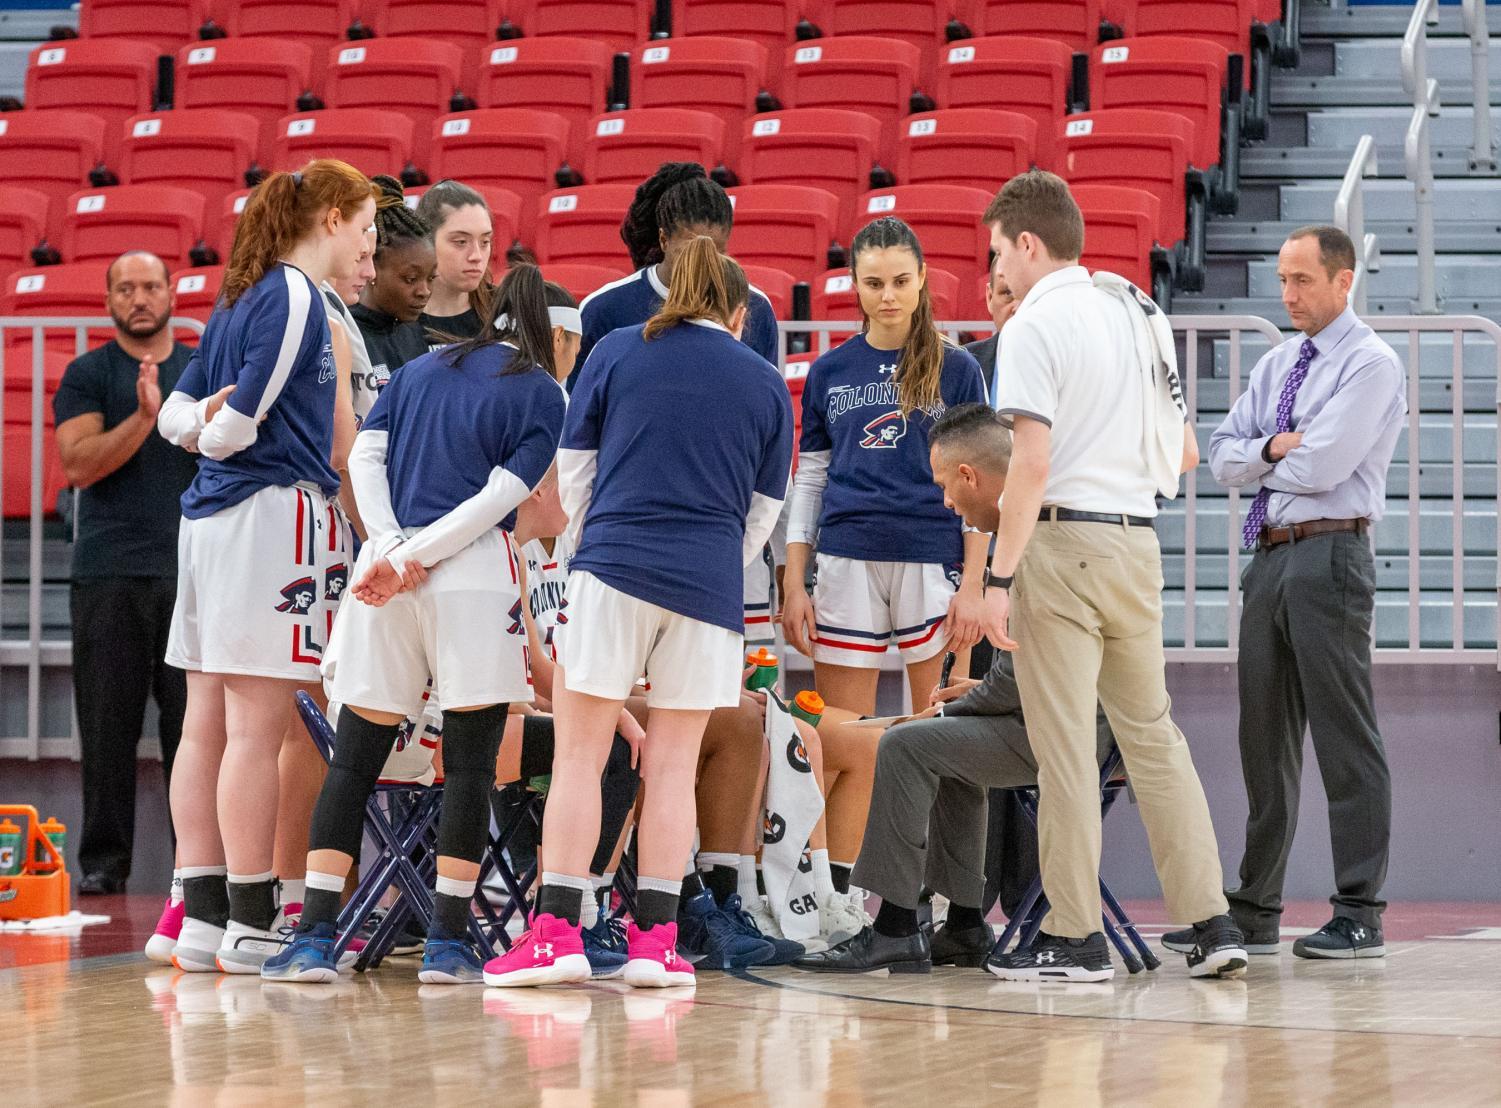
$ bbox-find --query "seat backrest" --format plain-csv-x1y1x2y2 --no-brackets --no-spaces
270,109,416,178
61,184,207,269
171,264,225,325
540,262,629,303
217,188,252,258
404,183,523,273
811,263,959,320
475,38,614,167
1059,108,1193,246
0,187,49,280
431,109,570,239
633,37,767,163
219,0,358,54
670,0,802,78
0,111,106,240
24,40,160,168
808,0,953,86
121,109,262,221
782,37,921,165
1091,37,1228,169
896,108,1038,190
726,184,841,281
1070,182,1161,290
79,0,210,53
583,108,726,184
741,263,796,320
854,184,991,278
1119,0,1257,58
935,37,1073,170
324,38,466,168
509,0,655,54
740,109,882,235
1,263,116,368
175,39,314,155
534,184,637,268
960,0,1103,51
365,0,506,47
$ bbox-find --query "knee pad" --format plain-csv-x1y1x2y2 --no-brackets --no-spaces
435,704,507,864
310,710,398,861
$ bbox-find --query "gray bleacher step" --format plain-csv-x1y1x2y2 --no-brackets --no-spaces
1178,460,1496,499
1208,222,1501,254
1335,38,1501,82
0,539,72,582
1270,75,1501,107
1302,5,1471,38
1248,254,1501,300
1155,501,1497,557
1163,553,1496,592
1241,145,1484,180
1179,414,1497,464
1176,294,1501,318
1308,106,1499,153
1281,178,1501,223
1206,332,1501,380
1161,591,1497,651
0,583,71,634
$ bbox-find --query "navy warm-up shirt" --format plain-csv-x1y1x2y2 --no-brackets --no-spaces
363,343,566,533
176,263,338,519
799,336,986,564
564,321,794,632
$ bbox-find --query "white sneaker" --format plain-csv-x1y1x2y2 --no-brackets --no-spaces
216,914,289,974
819,889,873,948
171,917,226,973
752,895,827,954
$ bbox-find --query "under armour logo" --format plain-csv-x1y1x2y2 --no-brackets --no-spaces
1035,951,1057,964
533,942,554,959
1352,928,1367,941
664,948,676,965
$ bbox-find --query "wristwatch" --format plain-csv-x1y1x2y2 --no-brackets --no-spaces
984,569,1013,592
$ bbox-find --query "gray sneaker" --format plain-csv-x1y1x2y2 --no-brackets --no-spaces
1162,923,1281,955
1292,917,1385,960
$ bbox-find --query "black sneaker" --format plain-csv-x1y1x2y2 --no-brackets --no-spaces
1184,915,1248,979
985,932,1114,982
1292,917,1385,960
1163,922,1280,955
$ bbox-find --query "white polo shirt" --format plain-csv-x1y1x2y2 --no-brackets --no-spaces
995,265,1161,517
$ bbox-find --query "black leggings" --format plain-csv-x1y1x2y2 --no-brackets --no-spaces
518,715,641,874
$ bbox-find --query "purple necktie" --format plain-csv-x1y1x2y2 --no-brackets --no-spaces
1242,338,1317,549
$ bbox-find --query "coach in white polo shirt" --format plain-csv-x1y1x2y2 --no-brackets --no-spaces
976,171,1247,983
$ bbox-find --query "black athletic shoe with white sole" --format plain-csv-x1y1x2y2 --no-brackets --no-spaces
1163,923,1280,955
985,932,1114,982
1183,915,1249,979
1292,917,1385,959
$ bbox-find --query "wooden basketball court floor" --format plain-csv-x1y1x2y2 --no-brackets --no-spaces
5,896,1500,1106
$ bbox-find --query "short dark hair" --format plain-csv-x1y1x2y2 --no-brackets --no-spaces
930,402,1013,474
106,250,170,289
983,170,1084,262
1287,224,1357,277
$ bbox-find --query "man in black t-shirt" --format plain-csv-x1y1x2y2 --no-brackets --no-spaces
53,251,199,895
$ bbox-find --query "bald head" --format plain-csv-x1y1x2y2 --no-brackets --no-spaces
106,251,173,341
106,250,170,290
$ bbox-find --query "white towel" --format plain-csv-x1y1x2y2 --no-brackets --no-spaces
1092,271,1187,500
760,694,823,941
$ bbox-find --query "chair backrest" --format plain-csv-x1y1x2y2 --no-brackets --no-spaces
534,183,637,268
218,0,359,60
741,263,797,320
364,0,507,48
0,187,49,284
24,40,160,169
740,109,882,234
404,183,523,275
670,0,803,79
726,184,841,281
431,109,571,240
0,111,106,240
0,262,114,369
853,184,991,278
960,0,1103,51
270,109,416,178
61,184,207,269
217,189,252,259
1118,0,1258,62
1091,37,1228,169
632,37,767,164
1058,108,1193,248
935,37,1073,170
324,38,467,169
811,263,959,320
121,109,262,224
896,108,1038,191
509,0,655,53
175,39,315,156
782,37,921,166
582,108,726,184
540,262,629,303
79,0,210,53
1071,182,1161,291
171,264,225,326
475,37,615,167
807,0,954,87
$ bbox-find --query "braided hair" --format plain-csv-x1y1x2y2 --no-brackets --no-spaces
619,162,734,270
370,174,431,257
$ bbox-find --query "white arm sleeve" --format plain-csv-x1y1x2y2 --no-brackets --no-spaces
391,467,533,572
348,430,405,560
558,447,597,552
784,449,830,547
196,405,259,461
744,485,787,567
158,391,210,453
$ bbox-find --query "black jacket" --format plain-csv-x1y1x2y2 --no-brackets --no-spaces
350,303,430,378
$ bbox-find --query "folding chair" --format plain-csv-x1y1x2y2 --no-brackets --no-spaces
470,783,544,952
988,744,1163,974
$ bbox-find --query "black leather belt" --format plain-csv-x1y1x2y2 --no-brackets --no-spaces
1038,508,1154,527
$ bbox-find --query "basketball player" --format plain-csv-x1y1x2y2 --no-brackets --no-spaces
416,179,495,345
350,176,435,415
154,160,378,973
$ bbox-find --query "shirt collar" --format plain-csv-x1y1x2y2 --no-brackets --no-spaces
1019,265,1091,310
647,265,669,298
686,317,732,334
1304,304,1359,355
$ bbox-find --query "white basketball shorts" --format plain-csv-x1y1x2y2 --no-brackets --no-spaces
810,554,958,668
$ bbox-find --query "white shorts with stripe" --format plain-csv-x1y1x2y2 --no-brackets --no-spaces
556,571,743,710
166,484,343,681
323,528,533,716
811,554,958,669
743,544,776,647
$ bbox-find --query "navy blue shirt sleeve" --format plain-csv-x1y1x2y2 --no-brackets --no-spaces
746,291,780,365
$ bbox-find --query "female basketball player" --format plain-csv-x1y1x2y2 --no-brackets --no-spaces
261,263,567,985
350,177,435,415
155,160,378,973
485,236,793,991
782,217,989,719
415,179,495,344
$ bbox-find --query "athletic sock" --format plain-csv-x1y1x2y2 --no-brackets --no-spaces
169,868,184,906
737,855,760,904
181,866,229,929
279,877,306,908
300,870,345,930
698,852,739,904
580,890,600,930
537,871,591,926
636,876,683,930
433,874,476,938
681,869,709,898
593,872,614,917
944,904,987,932
831,862,854,895
810,849,836,903
226,872,278,930
874,900,919,939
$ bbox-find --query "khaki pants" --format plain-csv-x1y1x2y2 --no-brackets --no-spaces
1011,520,1228,938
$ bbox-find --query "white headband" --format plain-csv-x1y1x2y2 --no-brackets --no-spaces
495,307,583,336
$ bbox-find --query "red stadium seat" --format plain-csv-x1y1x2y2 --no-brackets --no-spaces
324,39,465,170
741,264,796,320
217,0,359,72
936,37,1073,170
670,0,802,80
1070,182,1161,293
540,262,628,303
475,38,614,168
23,40,159,169
175,39,315,156
121,110,261,233
1091,37,1229,170
632,38,767,166
583,109,726,185
739,109,882,236
2,425,66,519
509,0,655,54
811,263,959,322
61,184,207,271
959,0,1105,51
534,184,636,269
1059,108,1193,250
0,111,105,240
896,108,1038,191
806,0,952,88
853,185,990,313
0,264,112,398
171,265,224,325
79,0,211,54
364,0,506,48
781,37,920,167
784,351,813,440
726,184,840,282
0,187,48,283
270,110,415,179
405,183,522,276
217,189,252,259
431,109,570,241
1119,0,1258,63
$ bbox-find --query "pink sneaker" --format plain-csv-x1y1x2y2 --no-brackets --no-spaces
623,922,695,989
482,914,591,988
144,898,185,964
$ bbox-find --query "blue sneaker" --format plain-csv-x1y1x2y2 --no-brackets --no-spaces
418,935,487,984
583,915,629,979
676,889,775,970
721,893,805,966
260,922,339,983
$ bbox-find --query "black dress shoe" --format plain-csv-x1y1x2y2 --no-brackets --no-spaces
792,926,930,974
930,922,994,968
77,872,125,895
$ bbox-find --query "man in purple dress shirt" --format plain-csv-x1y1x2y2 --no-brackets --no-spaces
1188,226,1405,961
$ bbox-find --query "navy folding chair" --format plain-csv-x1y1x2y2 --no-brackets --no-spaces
989,745,1162,974
471,783,544,951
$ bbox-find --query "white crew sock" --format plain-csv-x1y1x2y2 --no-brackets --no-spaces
738,855,760,903
810,848,836,903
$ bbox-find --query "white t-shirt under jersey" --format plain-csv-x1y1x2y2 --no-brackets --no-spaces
995,265,1162,518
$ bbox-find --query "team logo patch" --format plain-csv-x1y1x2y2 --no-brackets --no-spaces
394,718,415,751
786,735,812,774
275,576,317,614
860,410,907,448
506,598,525,636
944,562,963,590
318,343,336,384
763,811,787,845
324,563,347,601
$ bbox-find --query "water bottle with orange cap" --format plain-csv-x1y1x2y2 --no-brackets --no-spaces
790,690,825,727
0,817,21,876
744,647,779,692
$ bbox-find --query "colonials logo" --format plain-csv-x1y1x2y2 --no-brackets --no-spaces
860,411,907,448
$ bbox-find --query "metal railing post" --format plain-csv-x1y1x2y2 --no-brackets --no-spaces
1334,135,1380,316
1402,0,1443,313
1462,0,1497,174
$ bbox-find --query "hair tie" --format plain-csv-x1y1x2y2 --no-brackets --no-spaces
291,171,304,189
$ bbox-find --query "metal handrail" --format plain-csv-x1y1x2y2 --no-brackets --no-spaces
1334,134,1380,316
1401,0,1440,100
1402,0,1443,314
1462,0,1497,173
